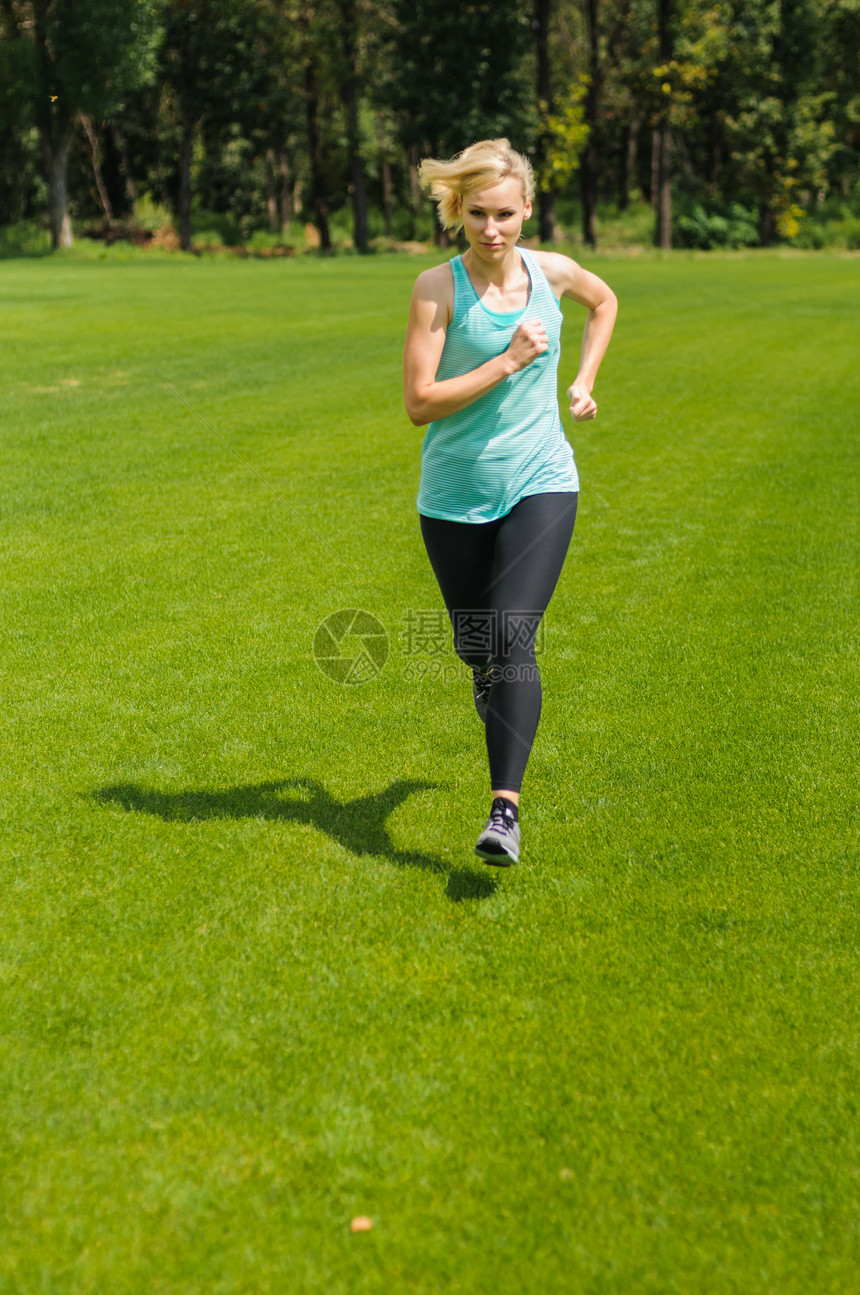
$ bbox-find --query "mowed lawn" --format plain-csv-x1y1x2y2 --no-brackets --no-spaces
0,248,857,1294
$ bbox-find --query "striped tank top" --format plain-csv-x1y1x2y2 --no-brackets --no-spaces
417,247,579,523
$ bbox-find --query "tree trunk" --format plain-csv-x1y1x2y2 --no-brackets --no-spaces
265,148,279,231
760,205,774,247
653,0,673,248
619,112,641,210
381,146,393,239
301,4,332,251
340,75,368,251
706,116,722,189
581,144,597,247
655,126,672,248
538,189,556,245
80,114,114,225
179,113,194,252
580,0,599,247
338,0,369,253
278,151,293,231
345,104,368,252
305,84,331,250
32,5,73,249
43,124,74,249
111,122,138,206
408,145,421,240
534,0,556,244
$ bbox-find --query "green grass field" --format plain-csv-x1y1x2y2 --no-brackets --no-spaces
1,249,857,1293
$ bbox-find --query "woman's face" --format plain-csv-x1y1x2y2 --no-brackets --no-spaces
460,177,531,261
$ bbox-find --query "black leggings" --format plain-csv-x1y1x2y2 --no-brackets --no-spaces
420,492,577,794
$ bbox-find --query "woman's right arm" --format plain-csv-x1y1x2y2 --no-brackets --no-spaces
403,265,547,427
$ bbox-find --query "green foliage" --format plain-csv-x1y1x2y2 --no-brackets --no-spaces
716,0,839,233
160,0,272,129
675,201,760,248
385,0,536,156
538,78,590,189
805,213,860,250
132,191,173,230
0,0,164,245
2,0,860,247
190,207,242,245
0,218,51,255
18,0,163,122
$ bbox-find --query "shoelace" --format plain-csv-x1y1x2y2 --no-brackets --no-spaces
473,668,494,701
488,806,516,834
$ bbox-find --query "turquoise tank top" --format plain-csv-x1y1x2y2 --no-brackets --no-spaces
417,247,579,523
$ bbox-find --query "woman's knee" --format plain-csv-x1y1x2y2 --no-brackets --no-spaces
492,659,540,686
450,608,495,668
492,609,543,666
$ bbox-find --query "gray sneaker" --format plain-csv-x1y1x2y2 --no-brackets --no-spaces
475,799,520,866
472,664,495,723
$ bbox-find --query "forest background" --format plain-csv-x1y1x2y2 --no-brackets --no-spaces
1,0,859,257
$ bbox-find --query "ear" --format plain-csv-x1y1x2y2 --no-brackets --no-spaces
523,199,533,221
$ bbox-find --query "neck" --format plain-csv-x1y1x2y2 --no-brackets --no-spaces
462,245,523,287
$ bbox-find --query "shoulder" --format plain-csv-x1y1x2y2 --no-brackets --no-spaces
409,259,455,325
528,249,583,297
412,259,455,301
529,249,617,310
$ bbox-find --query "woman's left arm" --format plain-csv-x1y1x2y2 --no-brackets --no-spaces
534,251,618,422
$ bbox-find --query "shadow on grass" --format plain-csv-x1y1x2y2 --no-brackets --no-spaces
92,777,500,898
445,867,500,902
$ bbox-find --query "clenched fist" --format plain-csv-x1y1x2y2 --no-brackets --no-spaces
567,382,597,421
505,319,549,372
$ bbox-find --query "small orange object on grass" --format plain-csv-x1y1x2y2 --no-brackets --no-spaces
350,1216,373,1233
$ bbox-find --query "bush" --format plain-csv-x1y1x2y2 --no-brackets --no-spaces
132,194,174,234
245,228,297,251
190,208,241,247
791,213,860,249
0,220,51,257
675,202,760,249
790,223,827,249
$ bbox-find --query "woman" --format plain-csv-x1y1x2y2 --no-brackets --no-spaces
403,138,617,866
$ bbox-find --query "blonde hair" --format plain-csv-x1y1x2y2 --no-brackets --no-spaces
419,139,535,233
